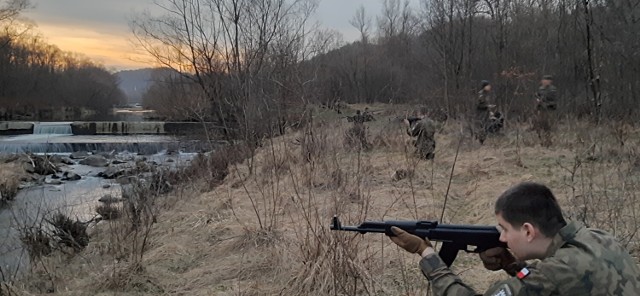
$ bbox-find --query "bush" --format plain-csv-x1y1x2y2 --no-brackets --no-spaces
47,213,89,251
19,227,52,260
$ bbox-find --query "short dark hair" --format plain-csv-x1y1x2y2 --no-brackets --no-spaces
495,182,566,237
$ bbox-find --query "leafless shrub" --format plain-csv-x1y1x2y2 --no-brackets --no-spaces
19,227,52,260
46,213,89,252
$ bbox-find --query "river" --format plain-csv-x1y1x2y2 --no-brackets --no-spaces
0,122,201,280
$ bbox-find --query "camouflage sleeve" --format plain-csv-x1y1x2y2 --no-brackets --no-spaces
419,254,478,296
483,264,558,296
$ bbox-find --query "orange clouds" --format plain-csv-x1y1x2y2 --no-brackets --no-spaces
34,23,154,70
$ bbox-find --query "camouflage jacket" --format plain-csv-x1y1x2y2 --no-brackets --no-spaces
407,118,436,141
419,221,640,295
477,90,491,111
536,85,557,110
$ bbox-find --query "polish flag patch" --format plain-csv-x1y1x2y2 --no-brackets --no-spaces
516,267,530,279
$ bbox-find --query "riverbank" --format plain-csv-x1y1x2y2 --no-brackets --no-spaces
3,107,640,295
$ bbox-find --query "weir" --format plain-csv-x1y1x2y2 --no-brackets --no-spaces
33,122,73,135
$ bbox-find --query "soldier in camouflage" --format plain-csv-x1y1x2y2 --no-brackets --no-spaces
389,182,640,295
534,75,557,147
474,80,494,144
404,107,437,160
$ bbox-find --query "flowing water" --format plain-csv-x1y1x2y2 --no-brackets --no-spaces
0,122,204,280
32,122,73,135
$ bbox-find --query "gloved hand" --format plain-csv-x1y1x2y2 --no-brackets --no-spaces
389,226,432,255
480,247,517,272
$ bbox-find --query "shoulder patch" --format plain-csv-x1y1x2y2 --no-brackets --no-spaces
491,284,513,296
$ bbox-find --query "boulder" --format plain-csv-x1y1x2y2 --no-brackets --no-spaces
70,151,90,159
97,151,115,159
62,171,81,181
98,166,123,179
98,194,123,204
60,157,76,165
45,179,63,185
79,155,109,167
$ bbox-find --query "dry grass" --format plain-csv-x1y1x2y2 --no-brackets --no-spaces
0,162,26,202
8,107,640,295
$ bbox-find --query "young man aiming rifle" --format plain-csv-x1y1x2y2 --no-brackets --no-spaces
389,182,640,295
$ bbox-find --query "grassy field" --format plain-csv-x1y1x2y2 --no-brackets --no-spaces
4,106,640,295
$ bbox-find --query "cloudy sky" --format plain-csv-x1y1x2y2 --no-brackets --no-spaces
23,0,401,71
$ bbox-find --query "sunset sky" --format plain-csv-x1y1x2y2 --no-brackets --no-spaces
23,0,404,71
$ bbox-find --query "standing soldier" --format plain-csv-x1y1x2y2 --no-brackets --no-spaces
345,110,371,150
474,80,494,144
404,107,437,160
534,75,557,147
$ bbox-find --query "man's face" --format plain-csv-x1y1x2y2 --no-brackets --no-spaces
484,84,492,92
541,79,551,87
496,213,533,260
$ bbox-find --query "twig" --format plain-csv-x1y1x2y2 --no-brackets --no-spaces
440,128,464,222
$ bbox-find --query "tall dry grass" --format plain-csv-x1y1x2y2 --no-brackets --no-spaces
6,108,640,295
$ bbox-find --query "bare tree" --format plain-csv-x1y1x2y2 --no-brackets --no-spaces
350,5,371,44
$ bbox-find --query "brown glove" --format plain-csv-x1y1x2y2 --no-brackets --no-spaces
480,247,523,275
389,226,432,255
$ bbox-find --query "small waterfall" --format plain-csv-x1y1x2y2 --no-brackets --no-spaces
33,122,73,135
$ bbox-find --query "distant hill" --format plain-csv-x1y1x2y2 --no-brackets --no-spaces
115,68,155,104
116,68,178,104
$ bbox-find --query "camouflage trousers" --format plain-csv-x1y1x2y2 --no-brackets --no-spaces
533,110,555,147
472,111,490,144
415,137,436,160
345,124,371,150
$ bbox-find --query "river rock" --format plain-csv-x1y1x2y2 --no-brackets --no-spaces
45,179,63,185
79,155,109,167
111,159,127,165
98,194,123,204
102,184,111,189
166,158,175,163
70,151,90,159
97,151,115,159
98,166,123,179
60,157,76,165
62,171,81,181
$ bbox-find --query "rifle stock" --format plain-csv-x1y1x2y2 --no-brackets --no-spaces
330,216,506,266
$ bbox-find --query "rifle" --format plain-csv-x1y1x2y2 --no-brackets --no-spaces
406,116,422,125
330,216,506,267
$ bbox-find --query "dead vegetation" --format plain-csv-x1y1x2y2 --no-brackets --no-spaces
0,162,25,203
4,107,640,295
